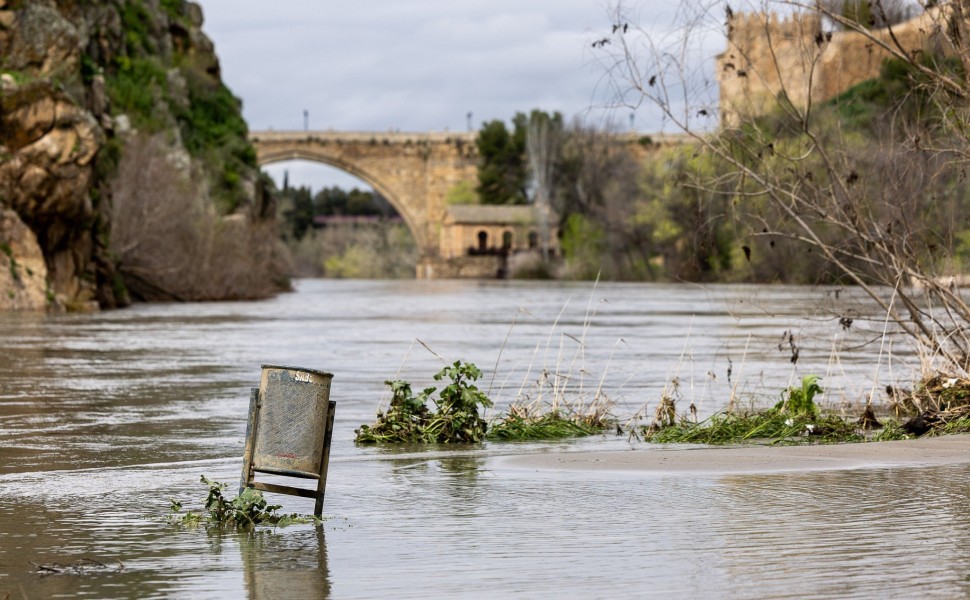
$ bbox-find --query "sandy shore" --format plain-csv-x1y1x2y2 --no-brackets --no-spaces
499,435,970,475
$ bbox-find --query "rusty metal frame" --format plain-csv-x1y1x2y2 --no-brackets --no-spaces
240,387,336,518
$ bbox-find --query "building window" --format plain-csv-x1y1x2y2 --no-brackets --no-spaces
477,230,488,252
528,231,538,249
502,231,513,250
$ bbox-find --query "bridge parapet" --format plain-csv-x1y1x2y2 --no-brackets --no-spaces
250,130,478,146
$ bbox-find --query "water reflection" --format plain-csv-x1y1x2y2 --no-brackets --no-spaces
242,527,329,600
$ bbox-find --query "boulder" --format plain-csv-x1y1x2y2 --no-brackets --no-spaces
0,209,51,311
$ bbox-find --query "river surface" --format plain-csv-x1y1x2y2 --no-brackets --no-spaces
2,279,968,598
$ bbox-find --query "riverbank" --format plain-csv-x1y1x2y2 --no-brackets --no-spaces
498,434,970,475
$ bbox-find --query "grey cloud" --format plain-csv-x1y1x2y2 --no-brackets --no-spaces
195,0,710,188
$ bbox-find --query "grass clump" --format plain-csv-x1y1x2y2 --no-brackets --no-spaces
170,476,320,530
488,410,602,441
487,382,615,441
645,410,864,445
643,375,864,445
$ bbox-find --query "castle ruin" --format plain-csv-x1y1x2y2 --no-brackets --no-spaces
717,8,948,125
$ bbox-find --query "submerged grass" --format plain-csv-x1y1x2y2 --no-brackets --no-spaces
644,375,867,445
644,410,866,445
639,372,970,445
487,412,602,440
488,396,614,441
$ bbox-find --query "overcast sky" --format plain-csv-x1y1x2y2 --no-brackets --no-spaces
195,0,723,191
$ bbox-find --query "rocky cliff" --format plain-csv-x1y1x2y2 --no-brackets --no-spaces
0,0,288,311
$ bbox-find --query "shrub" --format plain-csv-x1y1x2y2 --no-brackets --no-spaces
104,57,167,131
356,361,493,443
110,134,290,301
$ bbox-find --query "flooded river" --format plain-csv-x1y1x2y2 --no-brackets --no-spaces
2,279,969,598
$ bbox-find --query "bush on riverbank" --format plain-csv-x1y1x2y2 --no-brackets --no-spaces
287,224,416,279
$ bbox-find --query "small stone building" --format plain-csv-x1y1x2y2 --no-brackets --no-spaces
438,204,557,259
416,204,558,279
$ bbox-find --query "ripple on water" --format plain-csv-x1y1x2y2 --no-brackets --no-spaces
0,280,957,598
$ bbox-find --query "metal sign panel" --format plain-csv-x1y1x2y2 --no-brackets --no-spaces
252,364,334,478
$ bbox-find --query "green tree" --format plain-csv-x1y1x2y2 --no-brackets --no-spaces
279,185,314,241
313,186,394,217
476,114,529,204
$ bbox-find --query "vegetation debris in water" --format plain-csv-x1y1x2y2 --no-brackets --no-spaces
355,361,493,443
30,558,126,576
488,409,602,441
643,375,867,445
638,373,970,445
169,476,320,529
355,361,614,443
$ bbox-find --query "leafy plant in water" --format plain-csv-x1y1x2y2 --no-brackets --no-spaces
170,475,320,529
775,375,823,415
355,379,435,443
356,360,493,443
429,361,492,442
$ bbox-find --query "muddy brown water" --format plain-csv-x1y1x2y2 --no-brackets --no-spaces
2,279,967,598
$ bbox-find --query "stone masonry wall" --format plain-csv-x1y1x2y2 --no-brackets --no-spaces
718,8,946,125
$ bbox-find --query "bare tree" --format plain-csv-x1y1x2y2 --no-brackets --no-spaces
597,0,970,373
819,0,918,29
526,116,556,261
111,134,290,301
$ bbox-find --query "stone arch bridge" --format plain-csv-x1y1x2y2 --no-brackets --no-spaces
249,130,685,277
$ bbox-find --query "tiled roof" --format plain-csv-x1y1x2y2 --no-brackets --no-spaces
446,204,539,225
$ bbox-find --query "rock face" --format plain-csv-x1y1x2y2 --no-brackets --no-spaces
0,0,287,311
0,208,49,310
0,79,104,310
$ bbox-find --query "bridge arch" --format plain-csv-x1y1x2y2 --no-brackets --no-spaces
257,147,423,248
249,129,687,278
250,131,480,265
